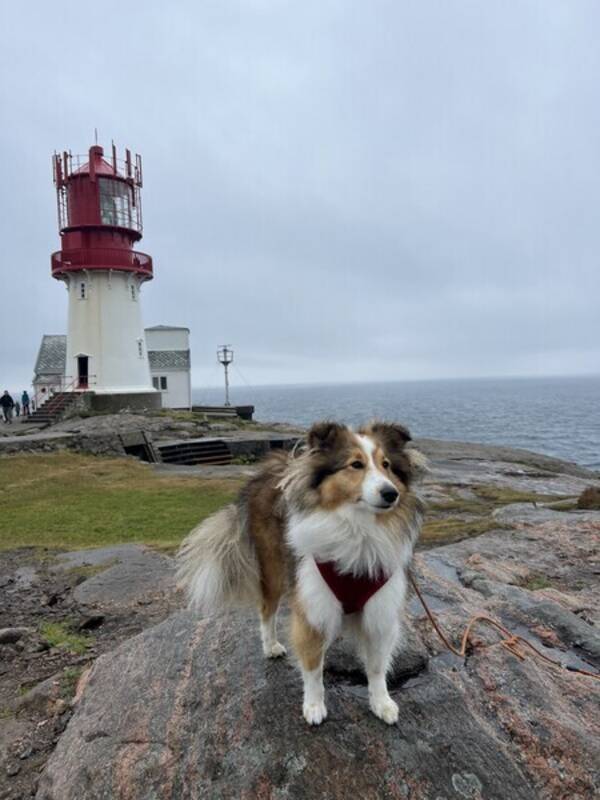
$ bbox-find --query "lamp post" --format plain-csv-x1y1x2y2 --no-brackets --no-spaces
217,345,233,407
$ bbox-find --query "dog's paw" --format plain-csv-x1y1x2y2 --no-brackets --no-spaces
264,641,287,659
370,696,399,725
303,701,327,726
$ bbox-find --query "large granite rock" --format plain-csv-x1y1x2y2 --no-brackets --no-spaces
37,511,600,800
53,544,175,608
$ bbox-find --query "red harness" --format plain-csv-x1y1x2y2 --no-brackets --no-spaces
315,560,389,614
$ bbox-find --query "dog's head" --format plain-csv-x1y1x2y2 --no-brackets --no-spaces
305,420,426,514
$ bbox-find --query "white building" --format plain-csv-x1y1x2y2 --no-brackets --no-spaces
146,326,192,410
63,270,155,394
33,326,191,410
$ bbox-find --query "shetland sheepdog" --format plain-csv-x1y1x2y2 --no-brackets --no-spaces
176,421,427,725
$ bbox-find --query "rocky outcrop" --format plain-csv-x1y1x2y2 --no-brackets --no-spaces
37,501,600,800
53,545,175,608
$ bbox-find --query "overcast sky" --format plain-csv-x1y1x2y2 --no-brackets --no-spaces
1,1,599,391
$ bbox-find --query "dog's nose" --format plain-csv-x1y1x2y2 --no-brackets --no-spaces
380,487,399,505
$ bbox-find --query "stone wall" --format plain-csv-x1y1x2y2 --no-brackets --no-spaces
88,392,162,414
0,433,126,458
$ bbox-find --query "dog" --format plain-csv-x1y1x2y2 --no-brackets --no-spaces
176,420,427,725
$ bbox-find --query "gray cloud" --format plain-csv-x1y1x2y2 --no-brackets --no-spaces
1,0,599,391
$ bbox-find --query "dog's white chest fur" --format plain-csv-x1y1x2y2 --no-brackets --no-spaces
287,509,414,640
287,508,414,578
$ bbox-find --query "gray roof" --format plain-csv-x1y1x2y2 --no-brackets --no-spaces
148,349,191,370
34,335,66,378
145,325,190,331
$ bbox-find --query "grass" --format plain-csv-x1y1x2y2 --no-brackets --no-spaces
39,621,91,655
470,485,567,506
523,575,554,591
63,559,119,580
60,666,84,698
0,451,241,551
421,517,503,546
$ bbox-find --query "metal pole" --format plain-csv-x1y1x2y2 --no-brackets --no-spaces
217,346,234,407
224,359,230,406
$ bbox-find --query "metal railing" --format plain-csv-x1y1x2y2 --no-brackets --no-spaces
53,150,143,186
51,248,153,279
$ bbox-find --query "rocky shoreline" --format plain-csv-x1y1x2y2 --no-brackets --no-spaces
0,433,599,799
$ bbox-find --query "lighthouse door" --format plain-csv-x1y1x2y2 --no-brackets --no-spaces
77,356,89,389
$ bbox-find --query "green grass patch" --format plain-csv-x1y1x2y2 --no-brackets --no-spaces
421,517,502,546
546,499,578,511
429,485,567,518
429,497,488,515
471,485,566,506
60,666,84,699
523,575,554,591
0,451,241,551
63,559,119,580
39,622,91,655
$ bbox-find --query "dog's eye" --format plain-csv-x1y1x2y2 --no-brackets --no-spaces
350,460,364,470
382,459,390,469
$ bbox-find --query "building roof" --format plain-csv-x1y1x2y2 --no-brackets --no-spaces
145,325,190,332
148,349,191,370
33,332,191,378
34,335,66,378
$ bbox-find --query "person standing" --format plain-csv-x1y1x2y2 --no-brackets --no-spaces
21,390,30,416
14,401,21,417
0,391,15,424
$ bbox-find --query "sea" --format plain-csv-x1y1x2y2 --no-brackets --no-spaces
192,376,600,470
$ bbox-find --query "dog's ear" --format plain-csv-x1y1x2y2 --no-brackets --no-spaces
406,447,429,483
367,421,412,452
307,421,347,452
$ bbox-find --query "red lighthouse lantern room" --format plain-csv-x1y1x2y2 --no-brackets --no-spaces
51,144,152,281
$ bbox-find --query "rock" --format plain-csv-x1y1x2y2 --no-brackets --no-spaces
462,553,530,585
51,544,175,608
15,437,600,799
71,547,174,608
492,503,600,525
16,673,64,717
577,485,600,509
0,717,29,769
37,579,600,800
0,628,29,645
76,614,105,631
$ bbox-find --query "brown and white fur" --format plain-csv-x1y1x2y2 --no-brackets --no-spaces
176,421,427,726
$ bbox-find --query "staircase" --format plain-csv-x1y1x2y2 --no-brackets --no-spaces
157,438,233,466
29,392,79,426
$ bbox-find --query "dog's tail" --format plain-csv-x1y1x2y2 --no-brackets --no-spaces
176,504,260,614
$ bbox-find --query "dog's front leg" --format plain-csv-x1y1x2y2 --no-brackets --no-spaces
291,603,327,725
362,621,400,725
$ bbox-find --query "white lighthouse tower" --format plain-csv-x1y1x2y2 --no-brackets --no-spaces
51,143,160,409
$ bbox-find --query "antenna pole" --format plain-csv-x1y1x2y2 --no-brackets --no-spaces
217,345,234,406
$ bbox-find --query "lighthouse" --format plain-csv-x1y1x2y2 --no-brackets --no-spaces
51,143,160,408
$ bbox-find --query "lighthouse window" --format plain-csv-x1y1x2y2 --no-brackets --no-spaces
130,284,136,301
137,339,144,358
99,177,134,228
160,376,168,391
79,282,87,299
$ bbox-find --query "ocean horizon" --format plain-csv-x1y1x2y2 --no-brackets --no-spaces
193,375,600,470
